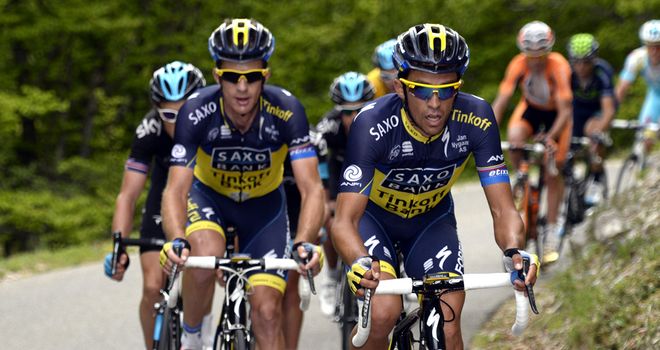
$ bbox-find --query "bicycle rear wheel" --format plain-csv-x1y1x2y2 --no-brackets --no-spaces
615,156,639,195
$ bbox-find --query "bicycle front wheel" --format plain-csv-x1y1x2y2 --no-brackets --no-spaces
157,309,181,350
615,156,639,195
232,330,248,350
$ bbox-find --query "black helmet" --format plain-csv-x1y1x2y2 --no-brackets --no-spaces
329,72,375,105
149,61,206,104
393,24,470,77
208,18,275,64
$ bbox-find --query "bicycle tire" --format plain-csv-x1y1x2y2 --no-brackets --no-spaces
157,309,181,350
339,281,357,350
615,156,639,195
232,329,248,350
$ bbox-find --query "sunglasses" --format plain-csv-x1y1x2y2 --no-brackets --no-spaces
157,108,178,123
399,78,462,101
338,104,364,115
214,68,269,84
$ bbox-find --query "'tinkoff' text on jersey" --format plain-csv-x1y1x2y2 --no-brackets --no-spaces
339,93,509,219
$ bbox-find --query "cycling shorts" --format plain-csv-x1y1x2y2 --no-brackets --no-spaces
354,196,464,279
139,206,166,254
508,101,571,162
283,179,301,239
186,180,291,294
572,107,601,138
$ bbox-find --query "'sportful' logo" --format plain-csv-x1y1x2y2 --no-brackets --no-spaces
402,141,414,156
343,165,363,181
171,144,186,159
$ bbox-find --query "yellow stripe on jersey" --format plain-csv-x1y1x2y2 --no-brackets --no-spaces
368,157,470,218
193,145,288,202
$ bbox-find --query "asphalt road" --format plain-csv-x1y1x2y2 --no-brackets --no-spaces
0,181,539,349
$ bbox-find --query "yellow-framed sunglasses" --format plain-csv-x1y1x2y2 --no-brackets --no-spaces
399,78,462,101
214,68,269,83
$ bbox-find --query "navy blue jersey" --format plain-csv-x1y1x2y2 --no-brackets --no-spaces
339,93,509,219
571,58,615,112
125,109,172,247
171,84,316,202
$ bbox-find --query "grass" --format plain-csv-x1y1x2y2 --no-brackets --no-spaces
0,240,109,281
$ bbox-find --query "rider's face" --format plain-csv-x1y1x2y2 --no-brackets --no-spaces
215,60,266,117
647,44,660,66
572,59,594,80
394,70,459,138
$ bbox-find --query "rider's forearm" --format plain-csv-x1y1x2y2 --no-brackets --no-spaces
161,186,187,240
493,208,526,251
600,98,617,129
548,100,572,139
492,94,510,125
111,193,137,238
294,183,325,243
331,217,368,265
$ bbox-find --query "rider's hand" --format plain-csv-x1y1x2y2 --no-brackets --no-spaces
346,256,380,297
292,242,324,276
503,248,540,293
543,136,558,154
159,238,191,274
104,251,129,281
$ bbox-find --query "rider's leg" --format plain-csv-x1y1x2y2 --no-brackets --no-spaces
250,285,286,350
319,211,340,316
282,271,303,350
507,103,533,170
139,251,165,350
441,291,466,350
182,229,224,349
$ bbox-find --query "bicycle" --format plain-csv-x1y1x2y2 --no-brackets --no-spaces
352,263,539,349
502,141,557,260
612,120,660,195
556,135,610,253
333,260,358,350
182,227,312,350
110,232,183,350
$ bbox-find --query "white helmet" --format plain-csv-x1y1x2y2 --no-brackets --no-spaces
639,20,660,44
517,21,555,56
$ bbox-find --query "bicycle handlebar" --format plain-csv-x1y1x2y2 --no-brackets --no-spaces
352,272,531,347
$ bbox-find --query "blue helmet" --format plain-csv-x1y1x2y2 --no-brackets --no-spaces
372,39,397,70
149,61,206,104
329,72,375,105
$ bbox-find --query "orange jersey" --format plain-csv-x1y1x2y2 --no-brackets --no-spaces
498,52,573,111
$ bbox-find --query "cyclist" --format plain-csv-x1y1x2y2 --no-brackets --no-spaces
104,61,206,349
159,18,325,350
566,33,617,206
615,19,660,151
366,39,398,97
491,20,573,264
314,71,376,316
331,24,539,350
281,127,328,350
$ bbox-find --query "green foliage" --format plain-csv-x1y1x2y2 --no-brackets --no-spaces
0,0,658,255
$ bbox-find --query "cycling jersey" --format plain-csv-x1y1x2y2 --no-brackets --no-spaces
619,47,660,123
338,93,506,278
125,109,172,253
498,52,573,111
339,93,509,219
571,58,615,137
171,84,317,202
315,109,349,199
367,68,389,98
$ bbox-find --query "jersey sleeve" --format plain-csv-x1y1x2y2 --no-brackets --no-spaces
470,100,510,186
497,54,526,97
170,95,208,168
619,49,643,83
126,111,161,174
276,89,316,162
550,54,573,103
337,110,381,196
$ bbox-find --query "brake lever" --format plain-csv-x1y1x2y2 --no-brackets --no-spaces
111,231,122,276
518,259,540,314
